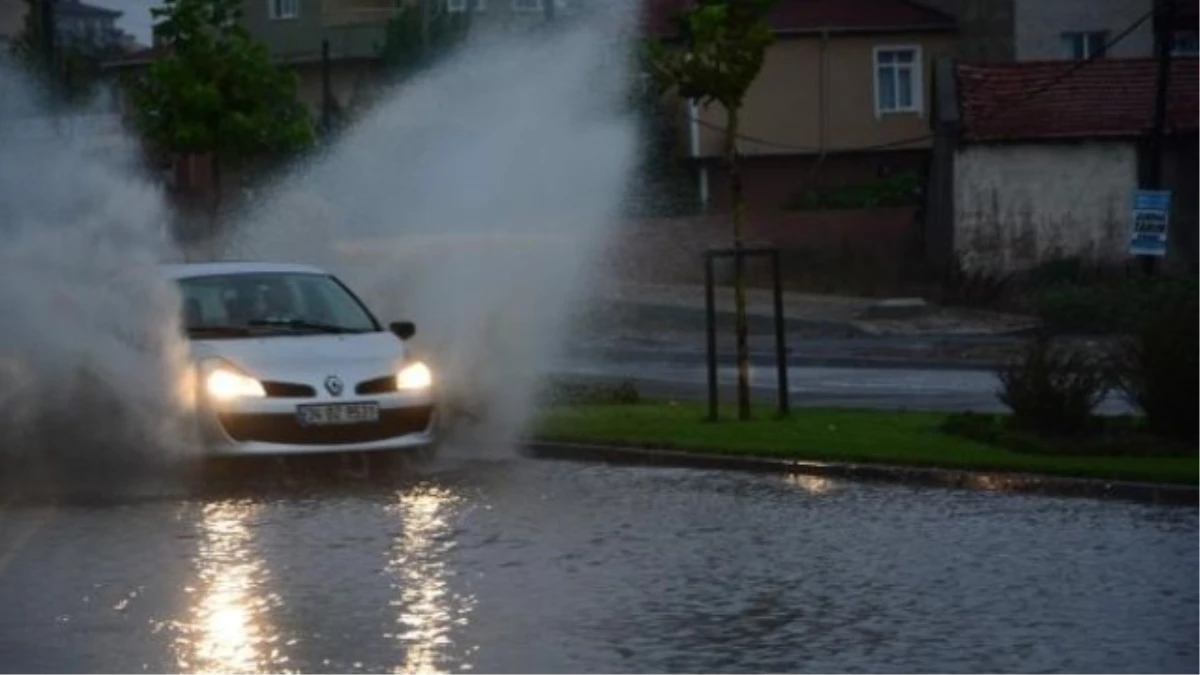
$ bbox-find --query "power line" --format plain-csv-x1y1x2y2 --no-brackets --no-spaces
679,8,1154,156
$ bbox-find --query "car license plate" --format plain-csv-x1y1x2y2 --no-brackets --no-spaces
297,403,379,426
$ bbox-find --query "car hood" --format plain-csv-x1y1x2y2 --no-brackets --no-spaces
189,332,407,382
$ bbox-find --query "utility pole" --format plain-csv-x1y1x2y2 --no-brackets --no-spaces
420,0,431,57
39,0,56,76
321,39,332,134
1141,0,1174,274
1148,0,1173,188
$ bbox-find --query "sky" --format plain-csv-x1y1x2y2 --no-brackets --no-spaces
88,0,161,46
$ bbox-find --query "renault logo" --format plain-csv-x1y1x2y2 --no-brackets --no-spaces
324,375,344,397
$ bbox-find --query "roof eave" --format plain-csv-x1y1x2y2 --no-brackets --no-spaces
773,23,955,36
649,22,955,40
963,129,1200,143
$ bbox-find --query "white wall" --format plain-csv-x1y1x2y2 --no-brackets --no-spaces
1013,0,1153,60
953,141,1138,272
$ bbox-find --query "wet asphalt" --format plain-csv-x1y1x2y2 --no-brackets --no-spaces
0,452,1195,674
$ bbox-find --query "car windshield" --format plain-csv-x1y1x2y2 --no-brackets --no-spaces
178,272,380,338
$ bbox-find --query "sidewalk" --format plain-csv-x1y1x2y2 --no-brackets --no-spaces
573,282,1118,370
587,282,1039,337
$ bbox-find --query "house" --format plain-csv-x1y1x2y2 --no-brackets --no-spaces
243,0,579,116
913,0,1199,62
109,0,572,121
644,0,959,214
54,0,128,51
924,57,1199,274
0,1,26,51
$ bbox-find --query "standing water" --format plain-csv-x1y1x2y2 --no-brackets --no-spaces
0,61,194,496
224,4,642,449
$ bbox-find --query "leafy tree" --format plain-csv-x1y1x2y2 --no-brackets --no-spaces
625,55,702,219
646,0,774,420
380,1,471,82
132,0,313,239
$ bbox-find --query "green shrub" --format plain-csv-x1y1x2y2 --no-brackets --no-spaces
1111,289,1199,443
1029,275,1199,335
784,172,920,211
996,332,1109,437
539,378,641,406
1029,283,1125,334
940,258,1014,309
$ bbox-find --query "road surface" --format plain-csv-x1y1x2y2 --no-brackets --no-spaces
0,454,1194,673
549,359,1133,414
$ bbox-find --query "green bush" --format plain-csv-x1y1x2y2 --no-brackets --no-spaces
539,378,641,406
785,172,920,211
940,258,1014,309
996,332,1109,437
1111,289,1199,443
1029,283,1127,334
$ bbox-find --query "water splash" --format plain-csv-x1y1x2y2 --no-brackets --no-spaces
0,60,194,497
224,5,642,450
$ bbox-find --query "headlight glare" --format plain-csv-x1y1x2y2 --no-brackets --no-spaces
206,368,267,400
396,361,433,390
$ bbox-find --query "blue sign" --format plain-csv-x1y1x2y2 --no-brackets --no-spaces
1129,189,1171,257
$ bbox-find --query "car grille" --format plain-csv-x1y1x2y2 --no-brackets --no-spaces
218,406,434,445
262,381,317,398
356,375,395,395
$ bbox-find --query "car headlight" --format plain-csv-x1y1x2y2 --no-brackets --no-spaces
396,361,433,390
206,367,267,400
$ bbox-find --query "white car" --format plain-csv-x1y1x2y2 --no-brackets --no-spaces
167,261,437,456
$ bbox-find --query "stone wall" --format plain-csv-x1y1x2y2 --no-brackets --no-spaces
605,207,922,292
953,141,1137,273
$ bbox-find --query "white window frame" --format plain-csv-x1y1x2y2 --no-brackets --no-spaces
873,45,922,118
511,0,542,12
268,0,300,21
1061,31,1108,60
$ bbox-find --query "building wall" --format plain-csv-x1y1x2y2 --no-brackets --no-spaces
700,150,929,213
241,0,569,63
242,0,331,61
291,58,378,115
687,31,958,159
606,208,922,292
0,1,27,45
1160,133,1199,272
911,0,1015,62
1012,0,1153,60
953,141,1137,272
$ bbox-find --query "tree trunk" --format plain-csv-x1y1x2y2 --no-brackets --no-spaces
726,105,751,421
209,154,222,258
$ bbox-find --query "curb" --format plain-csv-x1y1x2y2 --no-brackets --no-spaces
522,441,1198,506
570,347,1004,372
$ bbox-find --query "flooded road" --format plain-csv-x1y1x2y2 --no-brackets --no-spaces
0,456,1195,673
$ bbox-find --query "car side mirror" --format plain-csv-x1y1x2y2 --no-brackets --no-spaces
389,321,416,340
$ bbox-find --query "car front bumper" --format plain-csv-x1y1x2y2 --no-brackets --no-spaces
198,392,438,457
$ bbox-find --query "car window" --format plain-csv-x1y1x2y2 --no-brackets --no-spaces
178,272,381,337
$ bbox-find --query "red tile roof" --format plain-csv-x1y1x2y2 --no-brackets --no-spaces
957,58,1200,142
644,0,955,37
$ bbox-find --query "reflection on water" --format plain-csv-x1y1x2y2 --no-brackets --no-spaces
388,484,474,674
783,473,837,495
172,501,290,674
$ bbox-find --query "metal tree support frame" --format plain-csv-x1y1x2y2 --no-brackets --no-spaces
704,247,790,421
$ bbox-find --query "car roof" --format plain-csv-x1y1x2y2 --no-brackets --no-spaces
161,261,330,280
